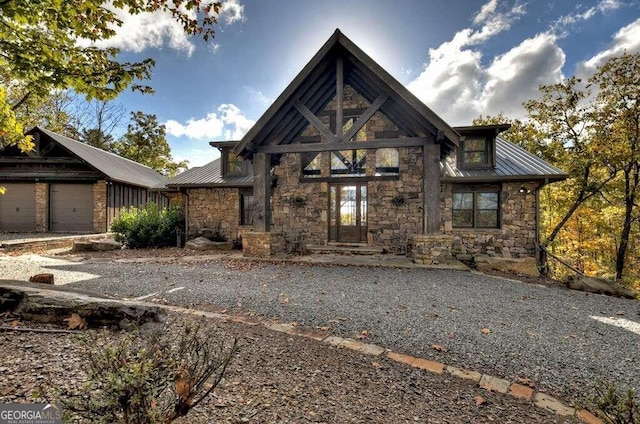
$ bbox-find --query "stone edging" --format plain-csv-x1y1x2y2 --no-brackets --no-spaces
157,303,602,424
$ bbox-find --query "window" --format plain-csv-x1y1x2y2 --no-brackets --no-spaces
463,137,489,165
452,191,499,228
375,148,399,176
240,190,254,225
223,149,247,176
330,113,368,177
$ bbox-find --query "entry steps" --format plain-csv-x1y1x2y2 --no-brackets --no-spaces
307,243,384,255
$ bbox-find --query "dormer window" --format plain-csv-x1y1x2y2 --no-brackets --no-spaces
458,135,494,169
222,149,248,176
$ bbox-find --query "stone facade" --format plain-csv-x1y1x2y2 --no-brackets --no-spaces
93,180,107,232
442,182,539,258
35,182,48,232
186,187,244,240
412,234,454,264
270,86,424,254
242,232,272,257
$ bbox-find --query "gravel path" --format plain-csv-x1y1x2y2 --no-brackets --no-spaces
1,253,638,403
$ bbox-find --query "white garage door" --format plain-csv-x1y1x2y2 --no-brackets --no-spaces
50,184,94,232
0,183,37,231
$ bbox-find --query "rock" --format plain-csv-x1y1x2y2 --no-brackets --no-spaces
29,273,54,284
475,256,540,277
73,239,122,252
185,236,233,251
0,280,166,329
90,239,122,251
565,275,636,299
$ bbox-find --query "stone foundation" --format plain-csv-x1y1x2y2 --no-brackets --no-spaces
243,232,272,257
411,234,453,264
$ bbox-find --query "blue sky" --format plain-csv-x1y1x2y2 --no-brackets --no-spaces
103,0,640,167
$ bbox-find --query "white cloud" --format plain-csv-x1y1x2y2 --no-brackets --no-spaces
218,0,246,25
79,1,246,55
407,0,555,124
81,5,196,55
553,0,623,30
577,18,640,77
165,104,255,140
481,33,565,117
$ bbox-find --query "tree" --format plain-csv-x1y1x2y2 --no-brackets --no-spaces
113,112,187,176
0,0,222,149
589,53,640,281
522,77,617,250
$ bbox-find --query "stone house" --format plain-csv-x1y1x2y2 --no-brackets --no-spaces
0,127,168,232
169,30,567,264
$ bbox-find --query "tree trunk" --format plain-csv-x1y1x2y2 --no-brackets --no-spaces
615,164,640,281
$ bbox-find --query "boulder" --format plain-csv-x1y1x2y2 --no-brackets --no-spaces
91,239,123,251
0,280,166,329
185,236,233,251
29,273,54,284
72,239,122,252
475,256,540,277
565,275,636,299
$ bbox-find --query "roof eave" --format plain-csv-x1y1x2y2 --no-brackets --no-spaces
442,174,569,183
235,31,342,156
167,182,254,189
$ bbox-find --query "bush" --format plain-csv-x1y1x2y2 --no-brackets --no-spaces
111,203,184,248
62,320,237,424
584,382,640,424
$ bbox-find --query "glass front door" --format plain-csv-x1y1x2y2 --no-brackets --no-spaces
329,183,367,243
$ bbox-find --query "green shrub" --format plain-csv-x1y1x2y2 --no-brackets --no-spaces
111,203,184,248
584,382,640,424
62,321,237,424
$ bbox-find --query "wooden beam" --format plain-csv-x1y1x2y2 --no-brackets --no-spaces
342,94,389,142
252,152,271,232
294,100,338,143
336,57,344,140
257,137,428,154
423,143,441,234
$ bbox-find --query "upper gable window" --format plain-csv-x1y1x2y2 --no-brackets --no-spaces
223,149,248,177
462,136,491,167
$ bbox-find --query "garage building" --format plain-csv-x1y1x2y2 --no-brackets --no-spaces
0,127,168,233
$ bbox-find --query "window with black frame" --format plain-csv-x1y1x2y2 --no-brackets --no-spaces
452,191,500,228
240,190,254,225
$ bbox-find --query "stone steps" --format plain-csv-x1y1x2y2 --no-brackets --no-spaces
307,244,385,255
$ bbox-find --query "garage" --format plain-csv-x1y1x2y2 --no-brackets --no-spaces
0,183,37,231
50,184,94,232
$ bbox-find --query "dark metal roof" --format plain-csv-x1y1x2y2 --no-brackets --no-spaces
32,127,168,189
442,137,568,182
235,29,460,157
166,158,253,188
0,170,102,180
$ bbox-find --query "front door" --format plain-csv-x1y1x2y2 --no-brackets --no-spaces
329,183,367,243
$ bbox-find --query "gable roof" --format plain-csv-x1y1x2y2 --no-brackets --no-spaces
31,127,167,188
442,136,568,182
235,29,460,156
166,158,253,188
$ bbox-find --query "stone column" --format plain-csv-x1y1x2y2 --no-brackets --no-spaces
93,180,108,233
34,182,48,232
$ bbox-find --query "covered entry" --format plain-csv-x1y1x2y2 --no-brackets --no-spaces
50,183,94,232
329,183,367,243
0,183,36,231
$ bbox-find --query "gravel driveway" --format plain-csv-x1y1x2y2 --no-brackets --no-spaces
2,253,638,403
